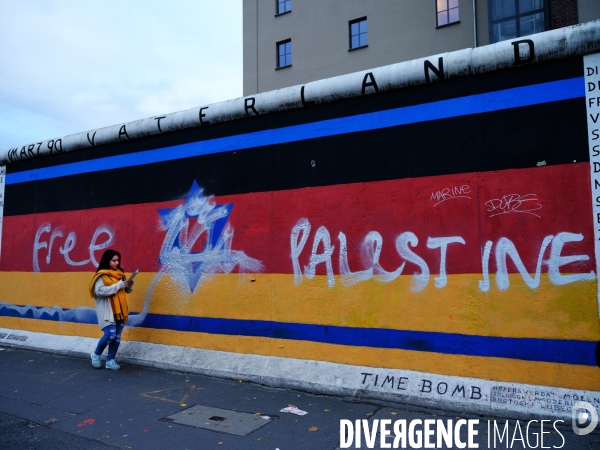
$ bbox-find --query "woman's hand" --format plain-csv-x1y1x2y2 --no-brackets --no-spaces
124,280,134,288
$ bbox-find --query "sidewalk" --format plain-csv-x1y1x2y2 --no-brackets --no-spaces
0,345,598,450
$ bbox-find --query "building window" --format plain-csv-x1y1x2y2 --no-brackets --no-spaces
276,0,291,15
349,18,368,50
277,40,292,68
489,0,548,43
437,0,460,26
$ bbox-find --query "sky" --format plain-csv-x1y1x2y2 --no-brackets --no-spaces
0,1,243,149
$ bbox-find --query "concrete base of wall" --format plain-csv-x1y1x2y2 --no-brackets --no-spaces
1,327,596,422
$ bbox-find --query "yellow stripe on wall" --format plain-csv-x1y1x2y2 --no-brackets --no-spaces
0,271,597,341
1,316,598,391
0,316,101,339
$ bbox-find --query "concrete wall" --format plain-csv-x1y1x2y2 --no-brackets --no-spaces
243,0,489,95
1,24,600,420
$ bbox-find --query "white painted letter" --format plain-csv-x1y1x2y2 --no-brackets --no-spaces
427,236,465,288
396,232,429,291
479,241,493,292
33,223,51,272
363,231,405,282
304,226,335,288
495,235,553,290
290,218,311,285
89,226,114,267
59,232,91,266
547,232,596,285
46,228,64,264
339,232,372,286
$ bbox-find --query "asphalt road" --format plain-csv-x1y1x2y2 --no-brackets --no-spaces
0,345,598,449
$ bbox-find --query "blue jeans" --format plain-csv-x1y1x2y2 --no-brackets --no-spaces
94,321,125,360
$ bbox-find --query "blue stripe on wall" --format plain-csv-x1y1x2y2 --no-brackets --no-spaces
6,77,584,185
0,302,595,366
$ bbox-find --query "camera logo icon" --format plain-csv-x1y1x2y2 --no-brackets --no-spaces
572,401,598,436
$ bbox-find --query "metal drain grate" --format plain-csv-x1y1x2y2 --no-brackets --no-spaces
161,404,276,436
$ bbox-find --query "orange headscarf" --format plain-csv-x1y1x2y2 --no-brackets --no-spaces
89,269,129,321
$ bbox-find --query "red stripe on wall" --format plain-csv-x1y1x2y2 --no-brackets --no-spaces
0,164,593,275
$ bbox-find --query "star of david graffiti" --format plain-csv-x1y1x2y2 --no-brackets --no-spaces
157,181,263,292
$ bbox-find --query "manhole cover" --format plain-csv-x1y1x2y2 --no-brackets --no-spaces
161,404,277,436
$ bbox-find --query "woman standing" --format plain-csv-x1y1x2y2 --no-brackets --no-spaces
89,249,134,370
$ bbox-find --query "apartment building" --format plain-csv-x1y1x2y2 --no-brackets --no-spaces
243,0,600,95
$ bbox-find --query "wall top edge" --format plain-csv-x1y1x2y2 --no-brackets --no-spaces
1,20,599,165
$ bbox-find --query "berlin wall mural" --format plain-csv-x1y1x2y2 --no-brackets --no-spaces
1,24,600,418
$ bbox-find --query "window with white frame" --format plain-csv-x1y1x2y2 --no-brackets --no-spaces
437,0,460,26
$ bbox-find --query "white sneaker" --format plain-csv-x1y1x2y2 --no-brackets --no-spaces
91,352,101,369
105,359,121,370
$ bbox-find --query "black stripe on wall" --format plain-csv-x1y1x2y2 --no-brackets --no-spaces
7,57,582,175
5,96,588,216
